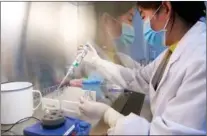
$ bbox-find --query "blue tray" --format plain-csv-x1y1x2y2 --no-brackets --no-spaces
23,116,91,136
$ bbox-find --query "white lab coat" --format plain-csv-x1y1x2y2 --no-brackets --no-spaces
97,21,206,135
73,43,142,94
74,46,141,80
73,43,152,120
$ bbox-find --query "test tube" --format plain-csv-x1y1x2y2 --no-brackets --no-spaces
83,91,93,101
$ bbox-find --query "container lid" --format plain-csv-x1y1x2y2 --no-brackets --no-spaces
79,122,89,128
82,79,101,84
1,82,33,92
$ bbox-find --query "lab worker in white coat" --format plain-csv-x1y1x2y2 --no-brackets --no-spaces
70,8,145,104
72,8,143,83
79,1,206,135
71,7,160,121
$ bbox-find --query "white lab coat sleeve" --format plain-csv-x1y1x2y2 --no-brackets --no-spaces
93,59,129,87
118,51,166,94
75,57,151,94
93,58,157,94
107,113,150,135
124,51,168,94
120,61,155,94
108,59,206,135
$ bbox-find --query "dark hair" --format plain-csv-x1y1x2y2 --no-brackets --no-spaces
137,1,206,25
94,2,135,18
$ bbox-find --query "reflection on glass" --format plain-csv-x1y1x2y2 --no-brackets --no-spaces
2,2,151,92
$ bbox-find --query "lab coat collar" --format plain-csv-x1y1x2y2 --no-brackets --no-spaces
155,21,206,92
168,21,206,64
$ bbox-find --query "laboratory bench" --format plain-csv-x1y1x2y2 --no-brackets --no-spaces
1,89,147,135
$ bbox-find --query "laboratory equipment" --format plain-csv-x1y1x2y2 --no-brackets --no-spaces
98,83,123,105
42,98,81,118
82,79,103,100
107,84,124,92
99,82,145,116
42,98,60,111
61,100,81,117
1,82,42,124
111,89,145,116
23,115,91,136
57,42,92,94
46,42,94,112
41,86,96,118
83,90,94,101
41,110,66,129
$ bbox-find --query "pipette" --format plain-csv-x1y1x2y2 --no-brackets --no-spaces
56,43,91,93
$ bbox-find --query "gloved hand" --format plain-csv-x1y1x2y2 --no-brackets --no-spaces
107,113,150,135
77,42,101,64
79,97,109,120
78,42,127,88
79,97,124,127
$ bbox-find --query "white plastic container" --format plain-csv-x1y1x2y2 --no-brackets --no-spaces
41,87,96,118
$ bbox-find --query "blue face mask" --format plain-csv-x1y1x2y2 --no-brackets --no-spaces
143,6,170,47
112,23,135,54
117,23,135,47
106,22,135,53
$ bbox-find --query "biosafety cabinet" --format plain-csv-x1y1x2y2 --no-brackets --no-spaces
1,1,147,119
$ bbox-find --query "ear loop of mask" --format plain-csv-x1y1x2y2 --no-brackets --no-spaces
103,12,135,50
149,4,170,32
153,5,171,46
150,5,162,20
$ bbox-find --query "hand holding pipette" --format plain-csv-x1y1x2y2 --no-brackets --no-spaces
57,42,96,92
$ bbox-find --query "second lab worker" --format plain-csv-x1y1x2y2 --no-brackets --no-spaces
78,1,206,135
72,4,143,86
71,4,146,104
71,5,154,121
